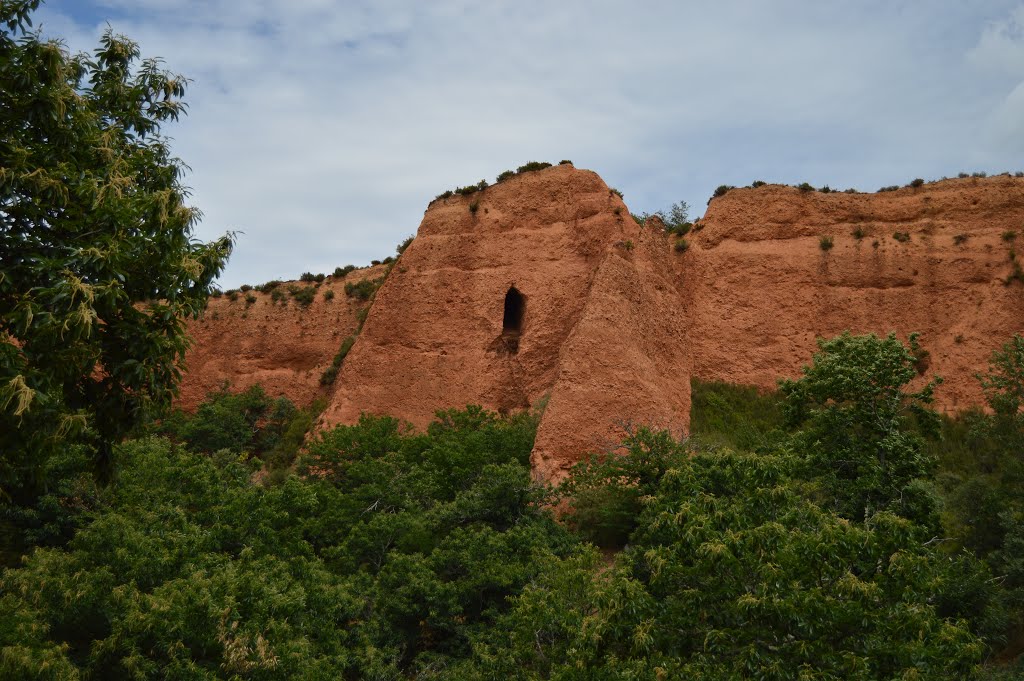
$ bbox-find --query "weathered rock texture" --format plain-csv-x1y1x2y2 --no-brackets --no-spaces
689,176,1024,411
178,265,386,411
318,165,690,480
180,167,1024,479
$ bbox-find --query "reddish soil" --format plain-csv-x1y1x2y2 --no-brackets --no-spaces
318,165,690,481
688,176,1024,411
178,167,1024,479
177,265,387,411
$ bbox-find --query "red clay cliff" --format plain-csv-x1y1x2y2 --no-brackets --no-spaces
179,166,1024,479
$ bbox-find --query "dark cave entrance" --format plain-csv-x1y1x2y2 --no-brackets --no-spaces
503,287,525,335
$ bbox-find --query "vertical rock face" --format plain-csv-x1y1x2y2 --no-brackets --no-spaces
178,267,385,411
688,177,1024,410
180,168,1024,479
318,165,691,480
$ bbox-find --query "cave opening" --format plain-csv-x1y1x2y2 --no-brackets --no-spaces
502,287,525,336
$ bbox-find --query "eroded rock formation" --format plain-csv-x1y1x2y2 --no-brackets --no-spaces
179,166,1024,479
689,176,1024,411
317,166,690,480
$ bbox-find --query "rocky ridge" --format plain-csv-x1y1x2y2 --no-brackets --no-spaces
179,167,1024,479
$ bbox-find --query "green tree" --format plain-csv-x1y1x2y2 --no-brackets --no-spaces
0,1,232,502
457,436,988,680
780,332,941,524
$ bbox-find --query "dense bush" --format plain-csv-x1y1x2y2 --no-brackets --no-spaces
819,235,834,250
495,169,514,183
463,431,988,679
5,332,1023,677
256,279,282,293
396,235,414,255
516,161,552,174
797,182,815,192
319,336,356,386
893,231,911,242
345,276,384,301
288,285,316,308
708,184,735,203
0,406,571,678
333,264,356,278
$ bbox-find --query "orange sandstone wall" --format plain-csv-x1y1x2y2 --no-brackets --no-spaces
688,176,1024,411
177,167,1024,479
177,265,387,411
317,165,690,480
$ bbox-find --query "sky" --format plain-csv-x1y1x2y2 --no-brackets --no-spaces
35,0,1024,288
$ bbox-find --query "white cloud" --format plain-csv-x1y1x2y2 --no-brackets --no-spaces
35,0,1024,287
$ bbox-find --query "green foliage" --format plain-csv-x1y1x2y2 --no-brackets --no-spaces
708,184,734,204
255,279,282,292
879,185,901,192
911,177,926,187
819,184,832,193
558,159,573,165
464,436,988,679
244,292,256,307
0,405,566,677
396,235,414,255
333,264,356,278
1003,231,1018,242
979,335,1024,416
469,199,479,214
344,276,384,301
495,169,514,183
269,287,287,305
455,184,479,196
435,189,454,201
158,385,289,457
319,336,356,386
674,238,689,252
287,284,316,308
819,235,834,250
0,2,233,503
516,161,552,174
894,230,912,242
609,187,624,198
690,378,786,452
956,233,970,245
852,226,867,239
656,200,691,235
751,179,767,188
322,288,335,301
781,332,941,524
797,181,815,192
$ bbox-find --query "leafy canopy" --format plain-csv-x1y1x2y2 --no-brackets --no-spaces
780,332,941,524
0,0,232,501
